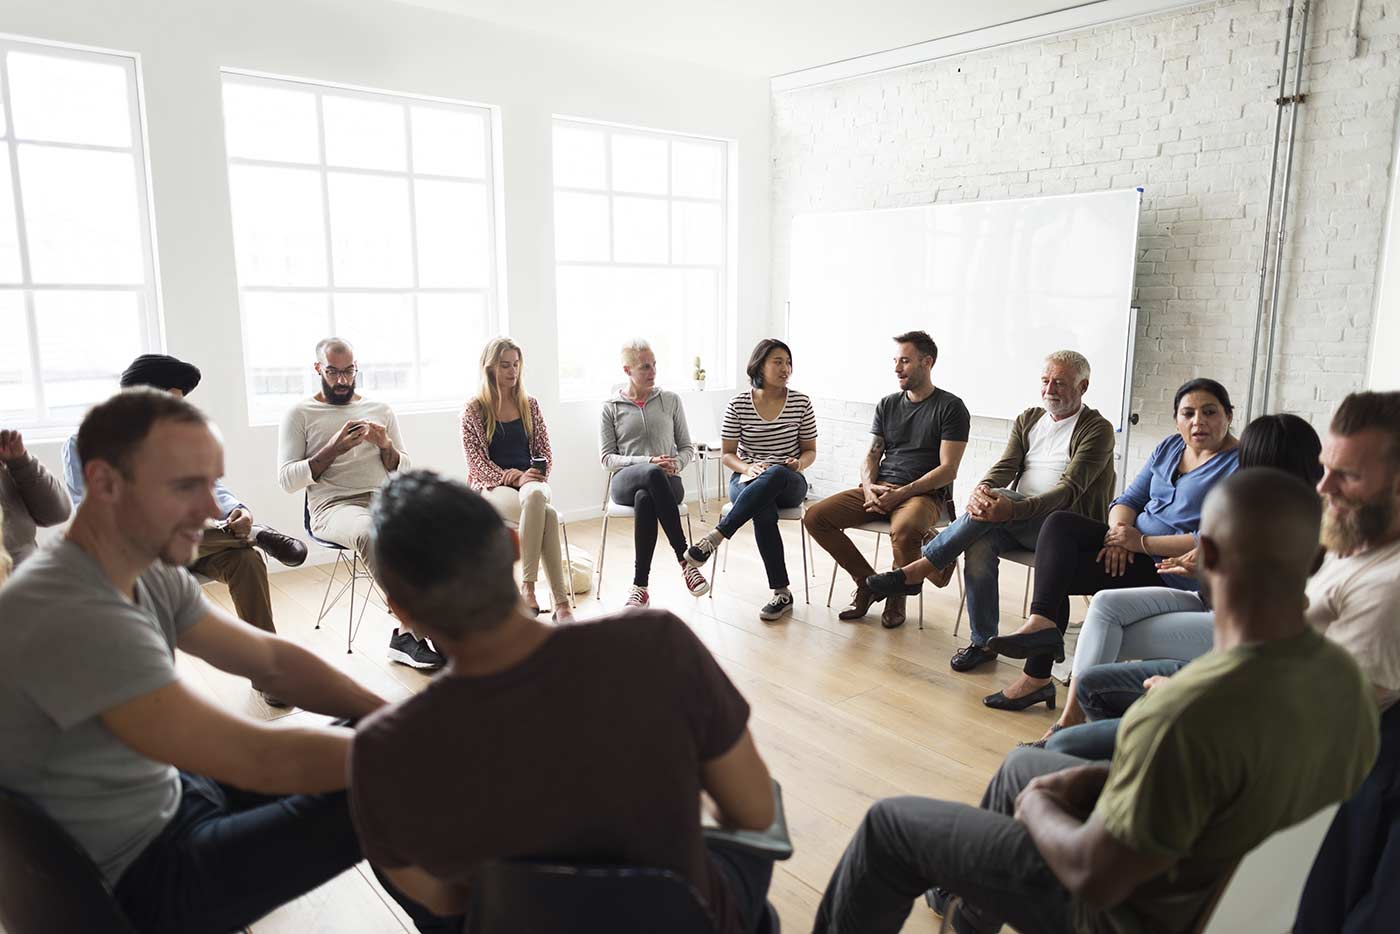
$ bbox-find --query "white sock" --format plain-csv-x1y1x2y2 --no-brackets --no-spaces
704,528,725,546
773,587,792,598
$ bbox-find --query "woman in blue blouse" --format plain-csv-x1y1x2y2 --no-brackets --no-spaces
983,378,1240,712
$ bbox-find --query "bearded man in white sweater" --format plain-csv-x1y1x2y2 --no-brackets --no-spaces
277,337,444,670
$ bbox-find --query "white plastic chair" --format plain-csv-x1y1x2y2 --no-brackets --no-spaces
595,470,695,598
710,500,814,603
824,499,963,631
1197,803,1339,934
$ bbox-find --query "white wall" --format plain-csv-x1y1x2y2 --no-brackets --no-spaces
5,0,771,550
771,0,1400,499
1370,106,1400,391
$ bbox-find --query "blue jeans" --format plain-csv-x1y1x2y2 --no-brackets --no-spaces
114,773,458,934
920,489,1044,647
719,465,808,590
1043,659,1186,760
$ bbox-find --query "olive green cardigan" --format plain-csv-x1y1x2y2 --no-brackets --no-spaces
981,406,1117,522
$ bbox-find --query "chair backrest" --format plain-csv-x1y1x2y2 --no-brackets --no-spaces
1197,803,1340,934
0,788,138,934
465,860,718,934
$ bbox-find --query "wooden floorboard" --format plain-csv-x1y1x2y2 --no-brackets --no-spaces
122,509,1049,933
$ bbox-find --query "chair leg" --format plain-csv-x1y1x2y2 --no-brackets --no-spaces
918,588,924,631
827,561,838,607
560,518,575,607
800,524,810,604
596,513,610,599
1023,566,1032,619
315,552,344,627
346,553,358,654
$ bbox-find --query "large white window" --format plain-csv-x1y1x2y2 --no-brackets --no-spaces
0,38,161,434
552,117,731,401
221,71,502,423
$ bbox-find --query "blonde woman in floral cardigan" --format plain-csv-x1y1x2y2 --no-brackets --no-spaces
461,338,573,621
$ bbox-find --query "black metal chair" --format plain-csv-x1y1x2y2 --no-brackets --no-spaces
0,787,139,934
464,860,780,934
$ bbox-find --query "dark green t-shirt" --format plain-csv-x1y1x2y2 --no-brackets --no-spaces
870,387,971,487
1080,627,1379,934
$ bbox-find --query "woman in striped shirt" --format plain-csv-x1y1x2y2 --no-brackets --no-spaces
686,338,817,620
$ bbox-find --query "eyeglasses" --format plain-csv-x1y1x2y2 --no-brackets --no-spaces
323,365,357,382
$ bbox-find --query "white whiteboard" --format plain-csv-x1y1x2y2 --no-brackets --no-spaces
789,189,1140,429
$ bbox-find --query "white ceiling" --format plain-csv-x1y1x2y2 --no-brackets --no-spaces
383,0,1086,78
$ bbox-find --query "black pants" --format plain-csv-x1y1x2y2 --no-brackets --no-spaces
813,748,1088,934
610,464,687,587
114,773,458,934
1026,511,1166,678
1296,704,1400,934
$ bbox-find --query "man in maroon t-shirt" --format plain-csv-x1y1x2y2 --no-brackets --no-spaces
348,470,777,932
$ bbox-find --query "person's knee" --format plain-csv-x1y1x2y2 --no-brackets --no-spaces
223,544,268,578
521,484,548,507
803,499,830,532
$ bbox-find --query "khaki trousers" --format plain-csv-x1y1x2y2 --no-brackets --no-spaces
803,488,943,586
480,482,570,602
192,527,275,633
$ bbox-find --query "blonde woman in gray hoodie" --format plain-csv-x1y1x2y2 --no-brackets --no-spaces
600,339,709,605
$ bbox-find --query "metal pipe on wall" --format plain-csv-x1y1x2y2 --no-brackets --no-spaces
1260,0,1312,416
1244,2,1295,423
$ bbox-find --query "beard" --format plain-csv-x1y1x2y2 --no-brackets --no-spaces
322,377,356,405
1321,491,1396,554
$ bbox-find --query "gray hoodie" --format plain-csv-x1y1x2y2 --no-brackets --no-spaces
599,388,695,471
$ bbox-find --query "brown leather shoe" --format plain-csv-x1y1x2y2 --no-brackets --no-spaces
925,563,955,588
837,585,885,621
881,594,907,629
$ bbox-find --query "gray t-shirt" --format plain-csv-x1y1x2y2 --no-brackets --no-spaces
871,388,971,487
0,541,206,884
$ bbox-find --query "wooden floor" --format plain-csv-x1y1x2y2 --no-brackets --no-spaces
178,509,1075,934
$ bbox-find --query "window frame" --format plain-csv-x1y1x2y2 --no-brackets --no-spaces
0,33,164,439
220,68,506,426
551,115,734,402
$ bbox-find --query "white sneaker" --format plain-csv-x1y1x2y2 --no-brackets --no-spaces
625,585,650,607
759,589,794,621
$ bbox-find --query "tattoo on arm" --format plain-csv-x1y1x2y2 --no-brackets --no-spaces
861,437,885,486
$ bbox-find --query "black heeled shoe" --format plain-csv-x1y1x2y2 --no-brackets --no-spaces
865,569,922,597
983,683,1056,711
987,628,1065,662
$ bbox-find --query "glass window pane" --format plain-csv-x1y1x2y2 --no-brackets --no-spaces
0,292,34,417
611,133,667,195
327,173,413,287
613,196,668,264
411,106,485,178
241,291,329,408
683,269,719,380
672,201,722,266
673,140,722,199
554,191,609,263
19,144,143,284
333,293,415,400
7,51,131,148
228,164,327,287
556,265,685,400
415,179,489,289
0,66,7,136
221,81,319,164
418,293,486,400
552,125,605,190
33,290,142,420
0,148,22,283
323,94,407,172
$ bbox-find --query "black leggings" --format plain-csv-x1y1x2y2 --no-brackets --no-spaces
610,464,687,587
1026,510,1166,679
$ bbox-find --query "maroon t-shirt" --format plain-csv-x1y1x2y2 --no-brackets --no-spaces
349,610,751,931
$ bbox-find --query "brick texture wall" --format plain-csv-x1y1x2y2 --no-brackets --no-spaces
771,0,1400,500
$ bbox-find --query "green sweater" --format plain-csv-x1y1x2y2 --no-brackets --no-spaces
981,405,1116,522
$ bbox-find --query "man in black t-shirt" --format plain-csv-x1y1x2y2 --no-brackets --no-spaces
804,331,970,628
349,471,778,933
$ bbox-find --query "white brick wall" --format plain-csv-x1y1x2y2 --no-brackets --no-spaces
771,0,1400,501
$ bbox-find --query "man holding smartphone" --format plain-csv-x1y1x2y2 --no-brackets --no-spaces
278,337,444,670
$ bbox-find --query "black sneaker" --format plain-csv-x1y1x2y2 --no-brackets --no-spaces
685,537,718,568
866,568,922,597
387,629,446,670
950,643,999,672
759,589,794,621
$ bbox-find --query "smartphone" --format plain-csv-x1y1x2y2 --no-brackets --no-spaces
530,455,548,473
